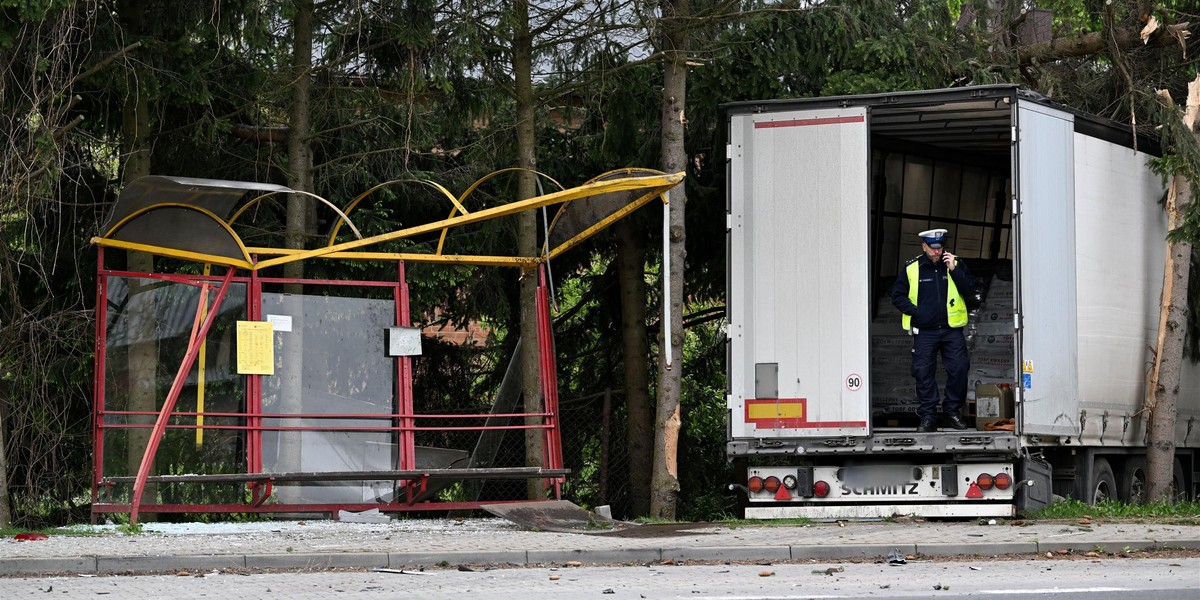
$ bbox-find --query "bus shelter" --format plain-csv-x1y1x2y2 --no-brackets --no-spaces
90,169,683,523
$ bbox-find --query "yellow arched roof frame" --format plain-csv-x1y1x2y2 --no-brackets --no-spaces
92,171,684,270
326,178,464,247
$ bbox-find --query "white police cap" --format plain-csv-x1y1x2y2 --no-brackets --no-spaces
918,228,948,248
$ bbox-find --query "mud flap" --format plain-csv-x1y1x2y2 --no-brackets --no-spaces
1018,455,1053,511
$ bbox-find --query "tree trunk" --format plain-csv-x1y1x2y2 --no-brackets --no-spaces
513,0,544,500
616,220,652,517
276,0,315,476
651,0,689,521
1146,77,1197,502
285,0,314,285
120,28,157,517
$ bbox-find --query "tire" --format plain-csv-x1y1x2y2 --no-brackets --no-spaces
1118,458,1147,504
1171,457,1188,502
1091,457,1117,505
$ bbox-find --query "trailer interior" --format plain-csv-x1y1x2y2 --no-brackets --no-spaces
865,96,1016,430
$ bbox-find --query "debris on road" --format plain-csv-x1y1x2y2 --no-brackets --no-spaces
337,508,392,524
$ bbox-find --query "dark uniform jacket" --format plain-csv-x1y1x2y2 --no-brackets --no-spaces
890,255,976,330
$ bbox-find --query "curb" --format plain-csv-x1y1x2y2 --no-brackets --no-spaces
1,539,1196,576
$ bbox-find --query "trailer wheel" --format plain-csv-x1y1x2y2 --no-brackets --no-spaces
1091,457,1117,504
1171,458,1188,502
1118,458,1147,504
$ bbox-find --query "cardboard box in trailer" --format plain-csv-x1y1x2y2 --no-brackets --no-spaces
723,85,1200,519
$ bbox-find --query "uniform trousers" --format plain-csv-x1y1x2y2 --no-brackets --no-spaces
911,326,969,422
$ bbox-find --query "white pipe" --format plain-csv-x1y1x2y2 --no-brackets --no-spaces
663,199,672,368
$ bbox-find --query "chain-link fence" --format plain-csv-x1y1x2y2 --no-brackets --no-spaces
556,389,633,519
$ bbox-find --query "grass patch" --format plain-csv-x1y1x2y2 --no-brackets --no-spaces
1025,499,1200,521
718,516,814,528
0,526,99,538
631,517,677,525
117,522,144,534
585,514,613,530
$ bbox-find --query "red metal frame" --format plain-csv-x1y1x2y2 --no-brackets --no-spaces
129,267,237,522
537,266,565,496
91,248,107,509
397,261,416,472
247,263,262,474
93,257,566,522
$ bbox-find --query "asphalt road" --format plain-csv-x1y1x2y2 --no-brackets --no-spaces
1,556,1195,599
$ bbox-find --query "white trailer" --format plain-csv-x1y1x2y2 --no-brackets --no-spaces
724,85,1200,519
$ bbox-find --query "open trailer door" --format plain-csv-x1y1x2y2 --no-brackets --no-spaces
728,106,871,439
1015,101,1080,436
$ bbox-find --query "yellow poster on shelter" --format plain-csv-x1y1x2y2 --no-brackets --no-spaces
236,321,274,375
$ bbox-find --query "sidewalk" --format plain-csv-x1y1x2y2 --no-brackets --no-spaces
1,517,1198,576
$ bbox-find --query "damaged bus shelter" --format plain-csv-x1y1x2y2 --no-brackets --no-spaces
91,169,683,523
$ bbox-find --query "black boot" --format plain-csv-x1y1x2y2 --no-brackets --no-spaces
916,420,937,433
942,413,969,430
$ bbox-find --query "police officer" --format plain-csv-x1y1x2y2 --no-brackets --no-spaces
891,228,976,433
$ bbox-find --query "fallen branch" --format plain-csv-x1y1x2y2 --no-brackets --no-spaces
1017,22,1191,66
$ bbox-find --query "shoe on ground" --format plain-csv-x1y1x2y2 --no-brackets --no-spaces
942,413,970,430
916,420,937,433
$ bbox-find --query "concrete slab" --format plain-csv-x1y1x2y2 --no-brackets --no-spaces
917,542,1037,556
97,554,246,573
1156,539,1200,550
337,508,392,524
790,544,900,560
664,545,791,562
388,550,528,567
1036,539,1152,554
245,552,388,570
0,557,96,576
527,548,661,565
481,500,635,534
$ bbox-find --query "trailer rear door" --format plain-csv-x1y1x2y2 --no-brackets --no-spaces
728,107,871,439
1015,101,1080,436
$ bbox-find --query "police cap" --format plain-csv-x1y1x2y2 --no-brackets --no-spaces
918,228,948,248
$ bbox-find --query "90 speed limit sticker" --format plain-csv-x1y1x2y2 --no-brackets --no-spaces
845,373,863,391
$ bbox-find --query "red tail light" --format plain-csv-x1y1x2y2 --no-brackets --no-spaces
813,480,831,497
994,472,1012,490
764,476,782,493
977,473,994,490
748,476,764,493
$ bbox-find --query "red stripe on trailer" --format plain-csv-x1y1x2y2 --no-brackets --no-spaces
754,116,865,129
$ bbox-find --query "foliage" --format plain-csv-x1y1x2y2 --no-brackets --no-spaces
4,0,1200,525
1025,498,1200,521
0,0,108,528
1147,101,1200,360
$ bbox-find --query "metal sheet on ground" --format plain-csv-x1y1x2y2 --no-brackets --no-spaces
481,500,637,534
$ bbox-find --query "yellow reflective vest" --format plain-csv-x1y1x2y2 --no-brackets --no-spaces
902,258,968,332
